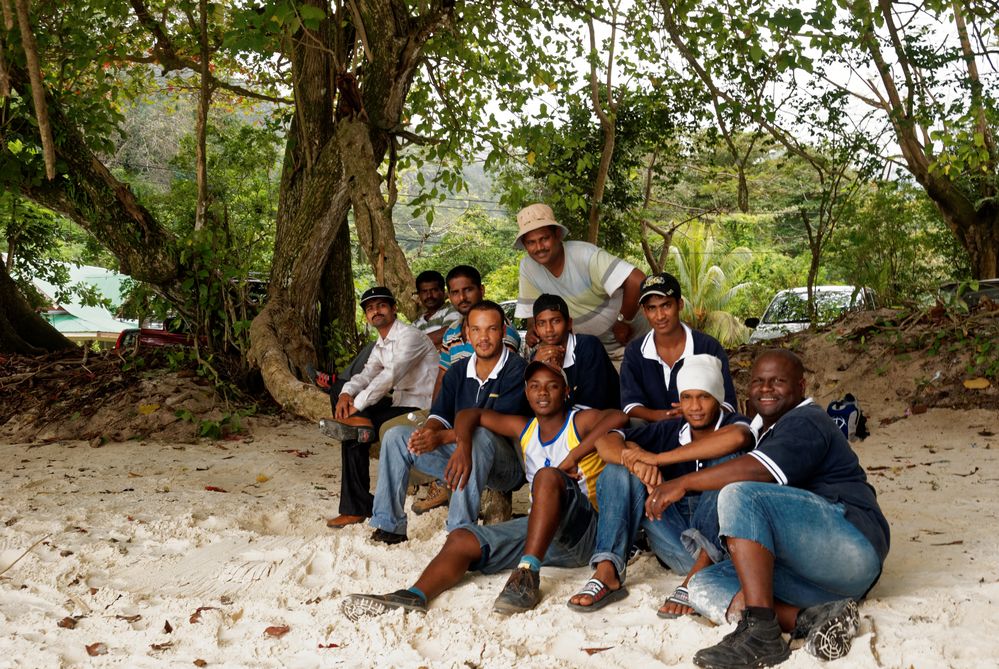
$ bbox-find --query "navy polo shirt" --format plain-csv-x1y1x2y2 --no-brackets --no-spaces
749,401,890,563
620,324,736,414
621,410,753,480
428,347,530,428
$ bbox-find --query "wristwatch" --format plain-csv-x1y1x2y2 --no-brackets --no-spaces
617,313,631,323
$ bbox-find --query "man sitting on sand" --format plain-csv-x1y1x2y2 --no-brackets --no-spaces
322,287,439,529
567,354,754,612
367,301,529,544
530,293,620,410
342,360,627,619
645,349,889,668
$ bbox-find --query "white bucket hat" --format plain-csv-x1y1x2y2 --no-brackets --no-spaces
513,203,569,250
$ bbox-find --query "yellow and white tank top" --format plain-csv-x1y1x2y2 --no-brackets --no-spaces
518,409,605,510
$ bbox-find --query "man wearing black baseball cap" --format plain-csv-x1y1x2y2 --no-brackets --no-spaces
619,272,737,423
323,286,440,529
531,293,619,410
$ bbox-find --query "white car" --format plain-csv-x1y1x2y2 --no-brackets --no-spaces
746,286,878,343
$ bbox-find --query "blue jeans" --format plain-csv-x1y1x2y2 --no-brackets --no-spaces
464,468,597,574
589,464,698,581
687,482,883,625
369,425,525,535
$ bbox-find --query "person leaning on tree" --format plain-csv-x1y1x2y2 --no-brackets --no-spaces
321,286,439,529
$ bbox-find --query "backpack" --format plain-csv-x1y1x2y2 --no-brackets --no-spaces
827,393,869,442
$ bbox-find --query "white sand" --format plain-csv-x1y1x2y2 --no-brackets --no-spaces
1,408,997,668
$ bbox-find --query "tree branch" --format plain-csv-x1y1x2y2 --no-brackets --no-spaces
14,0,56,179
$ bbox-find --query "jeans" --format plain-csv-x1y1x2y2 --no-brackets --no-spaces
589,464,698,581
687,482,883,625
464,469,597,574
370,425,525,534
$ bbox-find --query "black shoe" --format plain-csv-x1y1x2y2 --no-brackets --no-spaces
341,589,427,621
793,599,860,661
693,608,790,669
492,567,542,614
370,528,408,545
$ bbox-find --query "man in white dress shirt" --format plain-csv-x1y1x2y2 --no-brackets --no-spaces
323,286,440,528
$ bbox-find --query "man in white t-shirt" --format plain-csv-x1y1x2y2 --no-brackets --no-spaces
513,203,647,361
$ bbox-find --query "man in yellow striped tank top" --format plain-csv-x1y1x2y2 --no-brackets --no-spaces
342,360,628,619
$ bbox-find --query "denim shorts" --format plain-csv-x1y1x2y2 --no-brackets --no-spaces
464,469,597,575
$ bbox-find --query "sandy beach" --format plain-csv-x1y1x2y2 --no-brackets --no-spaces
1,407,997,668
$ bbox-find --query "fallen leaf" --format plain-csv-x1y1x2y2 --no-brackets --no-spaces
85,642,108,656
164,620,173,634
150,642,174,651
256,474,271,483
138,403,160,415
116,614,142,623
57,616,79,629
582,647,613,655
264,625,290,638
193,661,208,667
204,486,227,493
963,377,991,390
318,643,340,649
89,588,98,595
931,539,964,546
128,472,143,478
910,404,928,414
190,606,217,623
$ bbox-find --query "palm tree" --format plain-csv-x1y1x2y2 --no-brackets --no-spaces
667,222,752,346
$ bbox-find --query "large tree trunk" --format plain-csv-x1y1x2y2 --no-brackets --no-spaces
0,261,77,354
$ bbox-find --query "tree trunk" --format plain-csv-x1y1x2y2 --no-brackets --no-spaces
587,122,616,245
0,261,77,354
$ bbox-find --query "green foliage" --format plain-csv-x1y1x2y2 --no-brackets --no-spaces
408,207,519,288
665,222,752,346
826,181,968,305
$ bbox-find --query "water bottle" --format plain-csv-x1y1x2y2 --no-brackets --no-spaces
406,411,427,428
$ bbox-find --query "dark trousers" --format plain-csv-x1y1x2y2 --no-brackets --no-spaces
339,398,417,516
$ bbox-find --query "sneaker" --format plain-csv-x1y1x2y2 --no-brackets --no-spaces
412,481,451,515
492,567,541,614
693,608,790,669
370,528,408,545
793,599,860,661
341,590,427,621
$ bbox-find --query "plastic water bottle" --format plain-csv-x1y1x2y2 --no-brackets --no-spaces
406,412,427,428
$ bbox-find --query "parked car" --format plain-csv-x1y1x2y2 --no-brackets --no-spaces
938,279,999,308
114,328,197,351
745,285,878,343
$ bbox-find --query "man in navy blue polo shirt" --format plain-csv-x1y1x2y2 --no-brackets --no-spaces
620,272,735,422
530,293,620,410
646,349,889,668
368,301,529,544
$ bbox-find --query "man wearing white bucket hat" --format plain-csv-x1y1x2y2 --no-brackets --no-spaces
513,203,647,362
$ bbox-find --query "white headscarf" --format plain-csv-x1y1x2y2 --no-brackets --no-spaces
676,354,725,405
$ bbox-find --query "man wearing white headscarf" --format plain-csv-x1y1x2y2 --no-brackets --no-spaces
567,354,754,613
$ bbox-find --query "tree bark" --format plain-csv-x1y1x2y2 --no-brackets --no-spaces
0,261,77,354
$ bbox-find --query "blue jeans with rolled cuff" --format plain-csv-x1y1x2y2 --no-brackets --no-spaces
588,463,699,582
686,481,883,625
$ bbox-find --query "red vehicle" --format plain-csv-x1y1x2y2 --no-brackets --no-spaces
114,328,197,351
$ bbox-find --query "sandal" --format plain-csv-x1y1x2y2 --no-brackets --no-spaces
657,585,698,619
566,578,628,612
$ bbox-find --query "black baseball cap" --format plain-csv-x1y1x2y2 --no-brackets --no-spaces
360,286,396,306
639,272,682,304
532,293,570,319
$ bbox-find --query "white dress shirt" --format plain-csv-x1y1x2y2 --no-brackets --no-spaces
341,319,439,411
